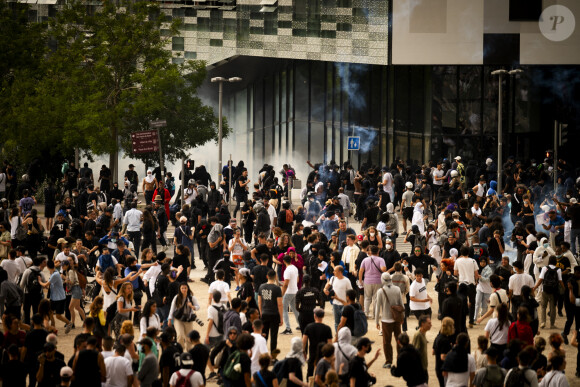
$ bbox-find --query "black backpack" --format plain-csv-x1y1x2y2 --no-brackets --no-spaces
27,268,43,295
212,305,225,334
504,367,530,387
542,267,559,294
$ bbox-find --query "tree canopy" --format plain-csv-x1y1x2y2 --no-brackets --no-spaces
0,0,228,179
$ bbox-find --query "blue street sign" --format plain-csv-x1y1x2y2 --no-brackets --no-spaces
347,136,360,151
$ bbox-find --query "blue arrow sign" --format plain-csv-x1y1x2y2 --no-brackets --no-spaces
347,136,360,151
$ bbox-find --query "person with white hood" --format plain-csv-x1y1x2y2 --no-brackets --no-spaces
533,236,555,285
375,272,404,368
334,327,358,383
411,202,427,235
401,182,415,233
384,203,399,249
285,337,309,387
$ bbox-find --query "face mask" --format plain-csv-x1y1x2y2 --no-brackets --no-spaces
386,245,392,250
544,243,549,248
111,238,116,243
366,345,372,354
369,232,375,237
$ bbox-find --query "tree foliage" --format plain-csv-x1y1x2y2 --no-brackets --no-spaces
0,0,228,172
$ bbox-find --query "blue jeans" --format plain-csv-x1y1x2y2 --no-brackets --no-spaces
474,290,490,321
283,293,299,330
332,304,344,333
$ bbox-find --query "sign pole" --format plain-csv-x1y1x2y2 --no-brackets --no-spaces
181,157,185,208
229,155,233,216
554,120,558,192
157,129,164,183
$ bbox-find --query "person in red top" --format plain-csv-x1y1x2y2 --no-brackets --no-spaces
152,180,171,220
508,306,534,347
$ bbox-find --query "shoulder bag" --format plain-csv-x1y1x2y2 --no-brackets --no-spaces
381,288,405,324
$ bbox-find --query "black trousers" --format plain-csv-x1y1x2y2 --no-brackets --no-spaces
142,232,157,254
261,313,280,352
127,231,142,257
563,301,579,336
298,311,314,332
467,283,476,324
206,248,222,280
23,292,42,325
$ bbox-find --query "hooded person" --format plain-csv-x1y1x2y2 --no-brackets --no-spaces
333,327,358,384
487,180,498,197
385,203,399,248
532,237,555,298
283,336,307,386
375,272,404,368
440,333,474,384
411,202,426,234
206,223,225,281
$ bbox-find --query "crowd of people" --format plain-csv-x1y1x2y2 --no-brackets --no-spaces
0,154,577,386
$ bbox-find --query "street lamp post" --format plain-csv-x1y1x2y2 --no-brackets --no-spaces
211,76,242,184
491,69,507,194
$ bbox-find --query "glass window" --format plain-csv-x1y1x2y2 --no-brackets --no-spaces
295,63,309,121
458,67,482,136
172,37,184,51
310,122,324,161
394,133,408,162
394,67,410,132
431,66,457,135
410,67,425,134
210,39,223,47
184,51,197,59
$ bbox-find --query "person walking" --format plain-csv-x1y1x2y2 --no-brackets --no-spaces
281,254,300,334
358,245,386,319
412,315,432,383
391,262,410,331
324,265,353,332
40,260,72,334
390,332,428,387
432,317,455,387
295,274,322,332
302,307,333,378
348,337,381,387
168,283,201,350
409,268,432,322
454,246,479,327
533,255,565,329
137,338,159,387
509,261,535,319
104,344,134,387
333,327,357,385
258,269,283,352
374,272,403,368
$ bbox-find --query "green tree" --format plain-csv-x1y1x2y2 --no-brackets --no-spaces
0,0,228,180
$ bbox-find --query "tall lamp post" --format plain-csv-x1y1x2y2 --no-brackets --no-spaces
211,76,242,184
491,69,507,194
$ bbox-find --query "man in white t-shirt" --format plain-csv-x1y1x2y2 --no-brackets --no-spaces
454,246,479,327
208,269,231,307
382,167,394,202
409,268,432,321
104,344,134,387
0,250,22,283
250,319,269,374
169,353,204,387
508,261,534,317
533,255,565,329
324,264,353,332
442,333,476,387
205,291,226,348
54,245,78,268
476,275,508,324
281,255,299,334
14,247,32,274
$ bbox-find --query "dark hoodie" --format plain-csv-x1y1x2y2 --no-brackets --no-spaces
391,344,428,386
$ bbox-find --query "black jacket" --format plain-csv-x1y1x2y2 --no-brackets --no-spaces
391,344,427,386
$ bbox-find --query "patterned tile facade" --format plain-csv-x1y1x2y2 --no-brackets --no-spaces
163,0,389,65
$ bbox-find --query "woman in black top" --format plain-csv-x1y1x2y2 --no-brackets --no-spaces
436,259,457,319
241,200,256,244
433,317,455,387
141,209,158,254
253,354,278,387
237,269,257,309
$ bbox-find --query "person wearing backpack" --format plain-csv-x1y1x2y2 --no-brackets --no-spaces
336,290,365,344
20,256,47,325
169,352,204,387
533,255,564,329
358,245,386,320
205,291,226,348
471,345,506,387
504,345,539,387
222,332,254,387
374,272,404,368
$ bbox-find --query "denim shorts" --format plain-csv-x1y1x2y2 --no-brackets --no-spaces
71,285,83,300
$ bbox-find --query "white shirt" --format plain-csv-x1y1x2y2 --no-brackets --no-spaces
208,281,230,304
105,355,133,387
539,265,563,281
123,208,143,232
342,245,360,268
508,272,535,296
471,206,482,216
432,169,444,186
55,252,78,265
409,278,430,311
0,260,22,283
139,314,161,336
250,332,269,374
538,370,569,387
437,212,447,235
382,172,393,191
228,238,248,258
283,265,299,294
444,354,476,387
455,257,478,284
113,203,123,221
14,255,32,274
266,205,276,227
330,276,353,306
207,303,223,338
102,350,114,360
143,265,162,294
484,318,509,345
9,216,22,240
184,187,197,205
169,369,204,387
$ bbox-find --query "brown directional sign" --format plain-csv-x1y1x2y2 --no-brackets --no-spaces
131,129,159,154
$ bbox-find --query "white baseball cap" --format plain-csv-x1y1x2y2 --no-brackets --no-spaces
454,156,461,161
405,182,413,189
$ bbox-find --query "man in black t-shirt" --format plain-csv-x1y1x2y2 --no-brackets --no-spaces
337,289,360,340
187,330,210,382
258,270,283,352
251,254,270,297
349,337,381,387
295,274,322,332
234,168,249,218
24,314,48,386
37,342,66,387
302,307,333,377
159,332,181,386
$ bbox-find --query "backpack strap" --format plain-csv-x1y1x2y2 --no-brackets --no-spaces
256,371,267,387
